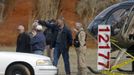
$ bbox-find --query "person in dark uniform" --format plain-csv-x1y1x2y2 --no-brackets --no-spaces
16,25,31,53
53,18,72,75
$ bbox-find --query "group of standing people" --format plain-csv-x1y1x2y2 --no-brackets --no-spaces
16,23,45,55
16,17,87,75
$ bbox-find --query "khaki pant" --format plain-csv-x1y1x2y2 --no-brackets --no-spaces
75,46,87,75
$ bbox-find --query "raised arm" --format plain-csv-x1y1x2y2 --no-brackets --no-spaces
38,20,56,30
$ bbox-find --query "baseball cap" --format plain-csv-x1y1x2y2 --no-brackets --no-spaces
36,25,43,30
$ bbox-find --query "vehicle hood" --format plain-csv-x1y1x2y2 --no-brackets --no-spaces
0,52,50,66
0,51,49,59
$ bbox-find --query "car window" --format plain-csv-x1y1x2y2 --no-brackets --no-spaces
106,9,128,35
95,4,119,20
107,9,126,25
123,6,134,34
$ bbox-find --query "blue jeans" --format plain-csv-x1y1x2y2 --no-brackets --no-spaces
33,50,44,55
53,46,70,74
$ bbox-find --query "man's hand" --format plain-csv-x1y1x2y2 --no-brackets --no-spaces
73,28,78,33
31,30,37,37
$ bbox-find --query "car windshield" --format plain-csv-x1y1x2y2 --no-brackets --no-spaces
88,19,104,37
95,3,120,20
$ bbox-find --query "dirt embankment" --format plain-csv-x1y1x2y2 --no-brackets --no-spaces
0,0,33,46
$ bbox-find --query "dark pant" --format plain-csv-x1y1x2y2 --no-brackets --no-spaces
53,46,70,74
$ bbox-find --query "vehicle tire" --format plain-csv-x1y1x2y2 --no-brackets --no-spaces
6,64,31,75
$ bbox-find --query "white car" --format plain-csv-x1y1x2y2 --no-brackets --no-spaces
0,52,57,75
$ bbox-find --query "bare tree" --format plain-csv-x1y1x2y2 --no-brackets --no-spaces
76,0,119,25
33,0,61,20
0,0,5,22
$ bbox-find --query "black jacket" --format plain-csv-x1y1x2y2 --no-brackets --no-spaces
38,20,59,47
31,32,46,51
38,20,72,48
16,32,31,53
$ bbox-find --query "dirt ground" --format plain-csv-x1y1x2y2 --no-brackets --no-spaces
0,47,134,75
57,47,98,75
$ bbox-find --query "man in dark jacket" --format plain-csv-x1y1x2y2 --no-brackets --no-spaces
38,19,59,48
16,25,31,53
31,25,46,55
38,18,72,75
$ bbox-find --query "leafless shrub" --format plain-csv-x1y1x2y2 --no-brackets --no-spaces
76,0,119,25
1,0,16,21
33,0,60,20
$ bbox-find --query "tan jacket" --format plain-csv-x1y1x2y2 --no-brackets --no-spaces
78,28,86,47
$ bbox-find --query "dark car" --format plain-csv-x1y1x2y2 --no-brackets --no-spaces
88,1,134,50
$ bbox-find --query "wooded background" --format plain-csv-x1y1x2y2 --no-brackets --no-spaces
0,0,121,47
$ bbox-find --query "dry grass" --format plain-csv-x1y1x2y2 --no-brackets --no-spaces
0,46,15,51
57,47,98,75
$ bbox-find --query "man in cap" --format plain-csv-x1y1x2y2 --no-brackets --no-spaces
31,24,46,55
16,25,31,53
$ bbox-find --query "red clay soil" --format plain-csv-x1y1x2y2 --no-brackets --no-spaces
0,0,33,46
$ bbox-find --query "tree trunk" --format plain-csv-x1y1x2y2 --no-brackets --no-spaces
34,0,60,20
